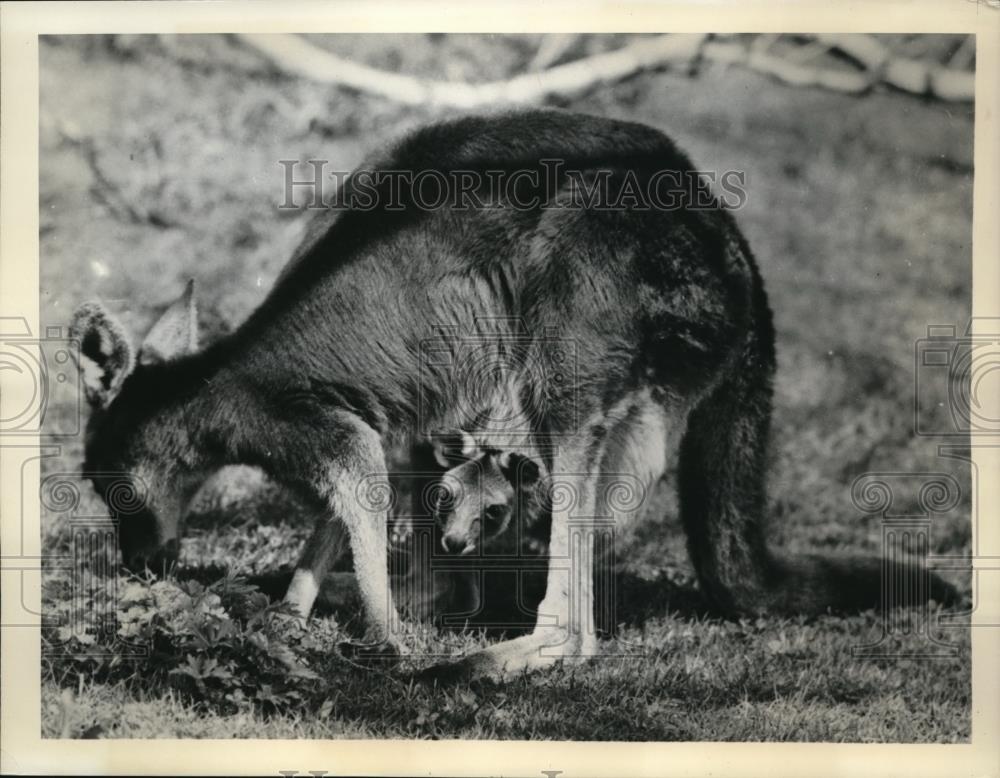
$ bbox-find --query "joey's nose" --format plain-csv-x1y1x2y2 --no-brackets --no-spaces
441,534,465,554
441,533,477,555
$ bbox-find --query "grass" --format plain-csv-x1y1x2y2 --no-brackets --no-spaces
44,619,969,742
38,34,973,741
41,571,969,742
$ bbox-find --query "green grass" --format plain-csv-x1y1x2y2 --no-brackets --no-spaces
38,34,973,741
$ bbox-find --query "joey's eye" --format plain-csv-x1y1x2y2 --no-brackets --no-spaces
484,504,508,524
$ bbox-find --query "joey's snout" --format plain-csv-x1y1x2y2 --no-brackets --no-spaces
440,519,479,555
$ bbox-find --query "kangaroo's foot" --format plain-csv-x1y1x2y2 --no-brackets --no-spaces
416,628,597,684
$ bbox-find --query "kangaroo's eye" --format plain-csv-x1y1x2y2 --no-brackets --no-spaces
484,504,508,524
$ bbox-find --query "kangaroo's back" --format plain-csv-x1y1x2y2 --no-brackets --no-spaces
218,109,753,441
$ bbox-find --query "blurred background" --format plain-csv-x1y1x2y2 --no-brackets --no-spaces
36,34,975,739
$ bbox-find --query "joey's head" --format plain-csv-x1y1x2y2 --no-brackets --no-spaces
430,430,542,555
70,280,206,573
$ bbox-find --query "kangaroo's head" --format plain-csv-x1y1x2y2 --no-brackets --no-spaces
70,281,206,573
430,430,542,555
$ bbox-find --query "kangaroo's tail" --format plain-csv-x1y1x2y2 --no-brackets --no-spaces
760,553,961,615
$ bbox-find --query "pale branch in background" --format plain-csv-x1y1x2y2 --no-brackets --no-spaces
816,34,975,102
235,33,975,108
527,33,582,72
235,33,711,109
947,34,976,72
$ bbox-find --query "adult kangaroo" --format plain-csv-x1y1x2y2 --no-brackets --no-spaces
71,109,958,680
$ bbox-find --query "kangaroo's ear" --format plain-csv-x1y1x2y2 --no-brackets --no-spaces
497,452,542,486
430,429,478,468
69,301,135,409
138,279,199,366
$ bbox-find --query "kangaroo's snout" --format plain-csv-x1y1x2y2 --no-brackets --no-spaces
117,504,176,574
122,536,179,575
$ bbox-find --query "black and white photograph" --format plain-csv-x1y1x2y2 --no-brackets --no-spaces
2,2,999,775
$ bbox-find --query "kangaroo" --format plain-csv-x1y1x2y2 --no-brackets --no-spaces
412,430,550,630
427,420,669,637
428,429,547,557
380,431,547,626
71,109,959,681
429,407,679,562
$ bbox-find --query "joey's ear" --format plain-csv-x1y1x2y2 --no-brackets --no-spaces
69,301,135,409
430,429,478,469
497,452,542,486
138,279,199,366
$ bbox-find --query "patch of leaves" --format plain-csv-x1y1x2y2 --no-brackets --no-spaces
42,571,335,715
